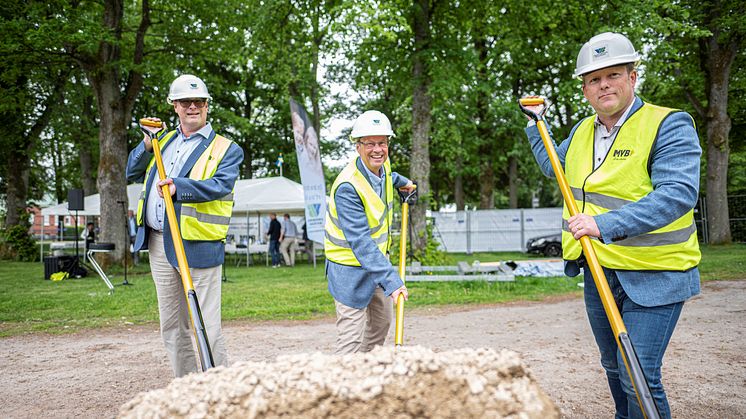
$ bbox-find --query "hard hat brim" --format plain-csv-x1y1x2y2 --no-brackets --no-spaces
167,94,212,104
573,57,640,79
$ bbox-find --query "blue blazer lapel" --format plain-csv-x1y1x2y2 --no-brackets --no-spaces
178,130,216,178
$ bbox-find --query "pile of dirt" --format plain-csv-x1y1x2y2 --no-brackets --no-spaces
119,345,558,418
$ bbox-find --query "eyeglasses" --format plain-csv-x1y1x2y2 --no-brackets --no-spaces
358,141,389,150
175,98,208,108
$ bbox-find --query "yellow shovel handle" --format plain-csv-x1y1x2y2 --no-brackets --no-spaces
394,201,409,346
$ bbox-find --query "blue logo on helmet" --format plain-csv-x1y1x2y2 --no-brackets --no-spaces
593,46,608,58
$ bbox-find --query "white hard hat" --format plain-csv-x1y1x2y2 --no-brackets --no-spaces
350,110,395,139
167,74,212,104
573,32,640,78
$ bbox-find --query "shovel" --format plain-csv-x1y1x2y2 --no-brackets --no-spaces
139,118,215,372
394,183,417,347
517,98,660,419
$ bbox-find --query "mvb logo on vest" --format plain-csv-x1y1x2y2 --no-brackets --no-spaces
611,149,633,160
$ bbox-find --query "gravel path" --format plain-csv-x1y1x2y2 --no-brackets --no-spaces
2,280,744,418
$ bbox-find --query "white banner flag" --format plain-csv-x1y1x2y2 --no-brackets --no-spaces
289,98,326,244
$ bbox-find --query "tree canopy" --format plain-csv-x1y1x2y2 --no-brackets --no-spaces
1,0,743,252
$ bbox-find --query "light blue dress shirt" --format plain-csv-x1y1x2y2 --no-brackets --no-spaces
282,219,299,238
145,123,213,231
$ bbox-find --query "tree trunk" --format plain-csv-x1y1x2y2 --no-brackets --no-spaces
79,94,97,195
704,36,735,244
91,72,130,265
4,73,67,227
79,0,149,264
478,163,494,209
409,0,433,253
4,147,31,227
508,154,518,208
79,142,96,195
243,81,254,179
454,155,465,210
310,3,322,137
474,32,493,209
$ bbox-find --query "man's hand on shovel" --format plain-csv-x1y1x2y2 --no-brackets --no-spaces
520,96,548,122
139,117,166,152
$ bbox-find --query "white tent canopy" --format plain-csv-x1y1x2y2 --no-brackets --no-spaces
40,177,306,217
41,184,142,216
232,176,305,214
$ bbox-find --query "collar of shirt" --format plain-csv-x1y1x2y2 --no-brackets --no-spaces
593,97,636,136
176,122,213,142
360,160,385,197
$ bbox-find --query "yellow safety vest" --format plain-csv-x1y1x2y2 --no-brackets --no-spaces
324,158,394,266
136,130,235,241
562,103,700,271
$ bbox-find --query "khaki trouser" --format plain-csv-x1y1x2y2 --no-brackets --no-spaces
334,287,392,354
279,237,298,266
148,232,228,377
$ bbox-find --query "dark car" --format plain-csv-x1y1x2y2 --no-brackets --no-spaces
525,233,562,257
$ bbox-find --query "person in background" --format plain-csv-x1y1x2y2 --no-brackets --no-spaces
80,222,95,263
266,213,282,268
279,213,299,267
302,222,314,264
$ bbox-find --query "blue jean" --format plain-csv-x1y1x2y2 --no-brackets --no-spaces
269,239,281,266
584,268,683,419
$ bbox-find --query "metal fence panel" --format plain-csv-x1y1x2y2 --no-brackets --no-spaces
431,208,563,253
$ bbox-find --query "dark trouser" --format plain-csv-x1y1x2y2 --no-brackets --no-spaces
584,268,683,419
269,239,281,266
304,240,314,263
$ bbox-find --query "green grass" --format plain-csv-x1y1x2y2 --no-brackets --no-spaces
1,244,743,337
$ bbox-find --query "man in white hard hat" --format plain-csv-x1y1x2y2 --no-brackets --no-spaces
324,110,415,354
523,32,701,418
126,74,244,377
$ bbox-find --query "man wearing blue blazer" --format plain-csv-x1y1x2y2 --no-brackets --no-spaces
523,33,701,418
127,75,243,377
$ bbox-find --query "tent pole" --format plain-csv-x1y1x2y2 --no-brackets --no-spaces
260,212,267,266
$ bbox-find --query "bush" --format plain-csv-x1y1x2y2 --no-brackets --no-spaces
1,225,38,262
390,219,449,267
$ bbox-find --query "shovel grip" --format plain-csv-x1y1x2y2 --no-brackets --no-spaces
139,118,163,128
519,97,545,106
518,96,548,122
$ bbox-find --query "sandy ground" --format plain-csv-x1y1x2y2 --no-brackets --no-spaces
2,280,744,418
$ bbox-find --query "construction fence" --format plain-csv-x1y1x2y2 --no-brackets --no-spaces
428,194,746,254
696,194,746,244
430,208,563,253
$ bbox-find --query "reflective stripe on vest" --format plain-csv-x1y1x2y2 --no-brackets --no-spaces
562,103,700,271
180,134,234,241
324,158,393,266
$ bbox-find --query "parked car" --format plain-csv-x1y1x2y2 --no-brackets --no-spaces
525,233,562,257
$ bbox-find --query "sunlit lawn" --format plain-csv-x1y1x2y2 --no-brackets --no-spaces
0,244,743,337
